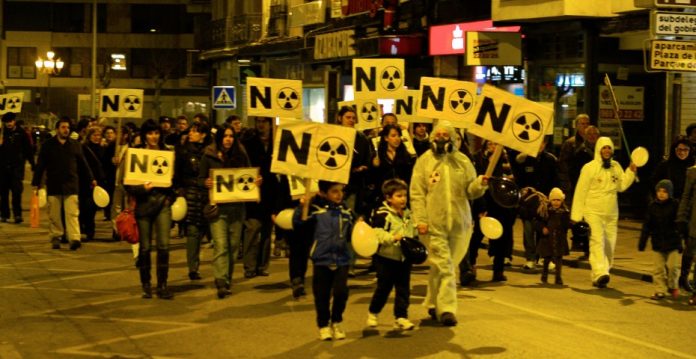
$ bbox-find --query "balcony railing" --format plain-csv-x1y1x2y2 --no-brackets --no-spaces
198,15,262,50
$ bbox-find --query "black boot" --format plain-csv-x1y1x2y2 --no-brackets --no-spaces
215,279,231,299
141,283,152,299
156,250,173,299
139,251,152,289
680,254,694,292
291,277,304,298
554,258,563,285
492,271,507,282
541,258,549,283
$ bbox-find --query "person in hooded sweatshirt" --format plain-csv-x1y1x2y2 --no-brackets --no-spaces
571,136,637,288
639,179,682,300
410,120,487,326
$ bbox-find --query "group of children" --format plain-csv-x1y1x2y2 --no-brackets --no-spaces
292,165,692,341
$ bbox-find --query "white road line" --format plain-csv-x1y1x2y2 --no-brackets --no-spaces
492,297,696,359
0,267,86,272
1,286,118,294
4,270,124,288
25,295,135,316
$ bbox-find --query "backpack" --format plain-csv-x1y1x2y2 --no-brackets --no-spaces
115,198,139,244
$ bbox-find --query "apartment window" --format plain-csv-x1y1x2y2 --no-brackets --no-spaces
131,49,185,79
4,2,52,31
6,47,37,79
131,5,193,34
3,2,105,32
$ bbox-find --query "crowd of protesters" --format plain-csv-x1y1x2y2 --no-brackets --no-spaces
3,109,695,340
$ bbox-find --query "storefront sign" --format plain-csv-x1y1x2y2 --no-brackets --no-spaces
466,32,522,66
428,20,520,56
653,11,696,36
314,30,356,60
598,85,644,121
649,40,696,71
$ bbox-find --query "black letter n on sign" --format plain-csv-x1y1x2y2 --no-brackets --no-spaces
474,97,510,133
278,129,311,165
250,86,272,109
102,95,119,112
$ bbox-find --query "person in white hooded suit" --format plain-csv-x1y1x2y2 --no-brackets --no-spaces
571,136,637,288
410,121,487,326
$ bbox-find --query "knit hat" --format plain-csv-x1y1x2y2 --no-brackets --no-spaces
549,187,565,201
655,179,673,198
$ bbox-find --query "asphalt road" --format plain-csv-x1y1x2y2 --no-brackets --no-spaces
1,217,694,359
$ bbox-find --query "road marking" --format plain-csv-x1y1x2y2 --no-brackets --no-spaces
3,270,124,288
492,297,696,359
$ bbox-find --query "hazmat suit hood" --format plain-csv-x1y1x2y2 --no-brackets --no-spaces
593,136,614,162
429,121,457,156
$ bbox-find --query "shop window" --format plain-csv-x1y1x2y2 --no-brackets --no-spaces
6,47,37,79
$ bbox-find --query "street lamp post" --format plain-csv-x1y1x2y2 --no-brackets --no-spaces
35,51,64,113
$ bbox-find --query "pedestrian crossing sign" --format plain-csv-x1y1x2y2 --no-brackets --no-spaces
212,86,236,110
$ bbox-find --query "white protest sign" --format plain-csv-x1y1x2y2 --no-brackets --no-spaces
209,167,260,204
288,175,319,199
352,58,406,100
0,92,24,115
271,122,356,184
99,89,144,118
123,148,174,187
417,77,478,127
467,85,553,157
354,98,382,131
247,77,303,118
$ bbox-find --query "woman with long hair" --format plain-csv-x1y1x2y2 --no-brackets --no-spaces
200,124,252,299
369,124,415,212
80,126,105,241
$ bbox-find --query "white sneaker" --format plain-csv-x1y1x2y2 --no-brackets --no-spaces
332,322,346,340
523,261,535,270
319,326,332,341
394,317,415,330
366,313,378,327
549,261,556,271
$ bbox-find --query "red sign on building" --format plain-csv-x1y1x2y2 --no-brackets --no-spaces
428,20,520,56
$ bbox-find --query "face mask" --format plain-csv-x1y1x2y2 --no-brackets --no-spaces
602,158,612,169
432,139,453,155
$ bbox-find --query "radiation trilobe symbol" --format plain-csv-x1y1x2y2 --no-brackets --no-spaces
124,95,141,112
360,102,379,123
448,89,474,114
277,88,300,110
236,174,256,192
316,137,350,170
380,66,403,91
8,96,21,109
151,156,170,176
512,112,544,143
429,171,441,185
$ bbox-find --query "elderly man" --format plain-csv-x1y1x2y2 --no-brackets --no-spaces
571,136,636,288
410,121,487,326
559,114,591,203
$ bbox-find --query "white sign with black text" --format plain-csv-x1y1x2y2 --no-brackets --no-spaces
123,148,174,187
209,167,260,204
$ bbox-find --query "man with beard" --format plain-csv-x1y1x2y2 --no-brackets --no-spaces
32,118,95,250
571,137,636,288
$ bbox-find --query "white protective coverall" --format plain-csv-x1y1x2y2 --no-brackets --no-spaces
410,123,487,317
571,136,635,282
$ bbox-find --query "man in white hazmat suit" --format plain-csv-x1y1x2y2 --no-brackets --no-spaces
571,136,637,288
410,121,488,326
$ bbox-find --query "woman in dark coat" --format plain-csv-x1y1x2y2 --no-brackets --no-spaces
174,122,212,281
369,124,415,212
80,126,106,241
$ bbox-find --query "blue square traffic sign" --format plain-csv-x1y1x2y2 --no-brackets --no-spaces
212,86,236,110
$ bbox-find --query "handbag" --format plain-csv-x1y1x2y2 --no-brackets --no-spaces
116,197,139,244
30,192,40,228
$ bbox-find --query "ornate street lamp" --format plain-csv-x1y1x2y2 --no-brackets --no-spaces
35,51,64,75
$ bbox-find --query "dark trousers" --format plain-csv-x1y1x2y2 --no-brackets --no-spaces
313,265,349,328
0,169,23,219
288,225,312,283
542,256,563,278
243,217,273,273
79,193,97,239
460,221,484,273
368,256,411,318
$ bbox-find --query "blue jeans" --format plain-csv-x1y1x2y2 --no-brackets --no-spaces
522,219,538,261
210,204,245,284
137,206,172,253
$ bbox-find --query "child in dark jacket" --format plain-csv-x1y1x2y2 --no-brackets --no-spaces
294,181,354,341
366,179,416,331
536,187,571,285
639,179,682,300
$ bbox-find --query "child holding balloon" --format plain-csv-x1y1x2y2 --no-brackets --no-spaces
294,180,354,341
536,188,571,285
366,178,416,331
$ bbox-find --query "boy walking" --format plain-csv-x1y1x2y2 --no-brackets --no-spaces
294,181,354,341
639,180,682,300
366,179,416,331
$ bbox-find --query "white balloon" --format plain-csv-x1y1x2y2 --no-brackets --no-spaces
480,216,503,240
38,189,47,208
275,208,295,230
171,197,188,221
93,186,110,208
631,146,649,167
352,221,378,257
